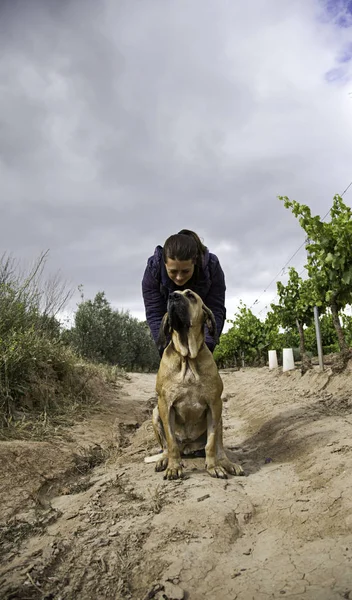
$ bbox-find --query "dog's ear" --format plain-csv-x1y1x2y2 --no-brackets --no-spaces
202,305,218,342
157,313,170,352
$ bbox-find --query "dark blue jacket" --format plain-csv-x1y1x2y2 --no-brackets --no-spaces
142,245,226,352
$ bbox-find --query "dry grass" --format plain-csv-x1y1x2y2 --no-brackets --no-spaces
72,443,112,475
148,485,164,514
0,252,129,440
0,360,127,442
0,509,60,560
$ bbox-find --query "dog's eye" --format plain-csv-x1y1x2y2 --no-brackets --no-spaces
185,291,196,301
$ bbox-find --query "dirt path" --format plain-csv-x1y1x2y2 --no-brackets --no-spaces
1,366,352,600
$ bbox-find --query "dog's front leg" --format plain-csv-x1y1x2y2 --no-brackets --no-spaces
205,402,244,478
205,402,228,479
156,402,184,480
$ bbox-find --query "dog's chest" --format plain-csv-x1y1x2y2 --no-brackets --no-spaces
174,392,207,425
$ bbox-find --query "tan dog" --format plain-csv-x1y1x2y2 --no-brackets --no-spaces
151,289,244,480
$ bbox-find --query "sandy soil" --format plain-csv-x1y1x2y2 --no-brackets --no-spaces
1,363,352,600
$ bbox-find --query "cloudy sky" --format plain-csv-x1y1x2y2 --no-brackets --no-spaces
1,0,352,331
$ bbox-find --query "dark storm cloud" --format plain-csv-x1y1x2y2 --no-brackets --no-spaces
0,0,352,324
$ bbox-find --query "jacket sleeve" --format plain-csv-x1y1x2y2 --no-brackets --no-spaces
203,260,226,352
142,264,167,349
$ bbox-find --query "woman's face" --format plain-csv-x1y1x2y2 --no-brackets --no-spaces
165,258,195,286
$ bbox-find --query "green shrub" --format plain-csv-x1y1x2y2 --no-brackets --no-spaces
67,291,160,372
0,253,117,435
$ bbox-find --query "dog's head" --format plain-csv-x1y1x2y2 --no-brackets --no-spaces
157,290,218,358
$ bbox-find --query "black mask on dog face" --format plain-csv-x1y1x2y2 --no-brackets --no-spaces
167,293,190,335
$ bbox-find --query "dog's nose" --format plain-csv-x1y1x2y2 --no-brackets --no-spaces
169,292,181,301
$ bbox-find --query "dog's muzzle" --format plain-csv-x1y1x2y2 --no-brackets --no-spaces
168,293,190,332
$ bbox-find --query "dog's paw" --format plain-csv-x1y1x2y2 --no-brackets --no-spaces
228,463,245,476
206,465,228,479
220,458,245,477
163,464,184,480
155,456,168,472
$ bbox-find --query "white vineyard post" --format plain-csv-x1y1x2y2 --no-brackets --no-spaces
268,350,278,369
282,348,295,372
314,306,324,372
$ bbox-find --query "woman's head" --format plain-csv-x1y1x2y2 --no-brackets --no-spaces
163,230,206,286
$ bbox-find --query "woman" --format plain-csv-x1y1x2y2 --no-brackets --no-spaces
142,229,226,355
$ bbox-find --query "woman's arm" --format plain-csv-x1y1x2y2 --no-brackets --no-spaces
142,265,167,349
204,260,226,351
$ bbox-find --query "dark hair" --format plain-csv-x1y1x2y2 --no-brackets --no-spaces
163,230,207,268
